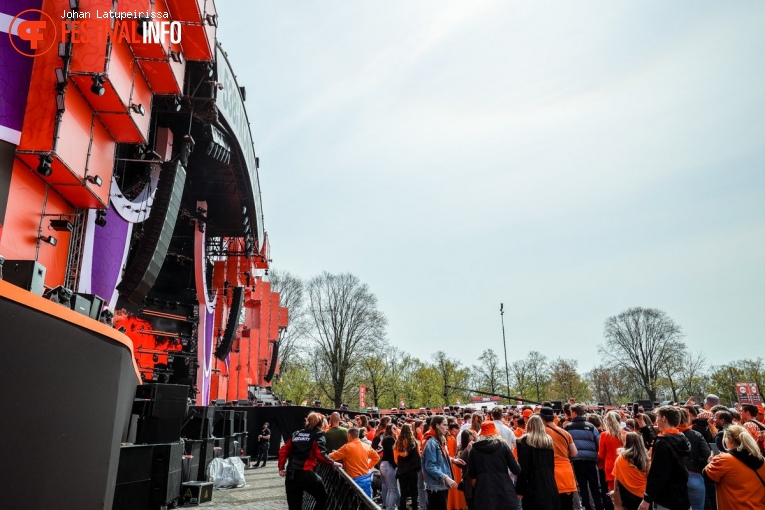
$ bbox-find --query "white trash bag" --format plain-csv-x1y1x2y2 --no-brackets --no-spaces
207,457,246,489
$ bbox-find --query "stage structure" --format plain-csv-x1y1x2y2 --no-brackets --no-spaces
0,0,286,410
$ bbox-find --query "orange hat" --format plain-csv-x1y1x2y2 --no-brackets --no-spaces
522,409,533,418
480,421,498,436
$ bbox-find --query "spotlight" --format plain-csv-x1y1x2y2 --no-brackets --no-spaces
49,219,73,232
39,235,57,247
207,81,223,90
44,285,72,306
130,103,146,116
56,94,66,113
205,14,218,27
85,175,102,187
180,134,195,166
135,17,151,36
172,96,182,112
90,74,105,96
205,63,214,78
241,206,247,216
37,154,54,177
239,86,246,101
170,51,183,64
95,210,107,227
99,308,114,325
58,42,70,59
55,68,67,90
135,144,147,159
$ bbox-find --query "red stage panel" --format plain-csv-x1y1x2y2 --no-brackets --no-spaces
165,0,206,23
137,41,185,95
98,65,152,143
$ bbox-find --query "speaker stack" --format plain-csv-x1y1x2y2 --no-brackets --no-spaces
149,442,183,508
181,405,217,482
113,444,153,510
234,411,248,456
134,383,188,445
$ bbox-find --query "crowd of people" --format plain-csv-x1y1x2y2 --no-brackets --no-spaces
277,395,765,510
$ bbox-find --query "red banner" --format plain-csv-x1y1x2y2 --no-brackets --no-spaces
736,382,762,406
359,385,366,409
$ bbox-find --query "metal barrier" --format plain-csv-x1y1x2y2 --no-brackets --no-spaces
302,464,382,510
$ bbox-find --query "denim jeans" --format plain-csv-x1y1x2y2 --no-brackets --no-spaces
380,461,400,509
687,472,705,510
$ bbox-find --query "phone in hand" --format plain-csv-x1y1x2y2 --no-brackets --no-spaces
633,403,640,416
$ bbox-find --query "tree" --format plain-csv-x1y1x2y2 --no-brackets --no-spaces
431,351,470,406
306,272,387,408
357,346,391,408
526,351,550,402
587,364,640,405
273,360,316,405
548,358,591,402
708,358,765,406
510,359,532,402
473,349,504,395
599,307,686,402
269,270,310,372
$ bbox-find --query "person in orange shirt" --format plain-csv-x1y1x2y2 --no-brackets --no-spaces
598,411,625,492
541,406,578,510
703,425,765,510
612,432,649,510
329,428,380,497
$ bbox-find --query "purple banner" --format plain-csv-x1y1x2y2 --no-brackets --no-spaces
90,207,130,306
0,1,41,143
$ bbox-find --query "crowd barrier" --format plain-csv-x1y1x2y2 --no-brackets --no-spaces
302,463,381,510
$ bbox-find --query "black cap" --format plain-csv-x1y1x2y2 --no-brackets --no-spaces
539,407,555,421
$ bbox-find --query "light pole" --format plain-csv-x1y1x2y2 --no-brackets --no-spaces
500,303,511,405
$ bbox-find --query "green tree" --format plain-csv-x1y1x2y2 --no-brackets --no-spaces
548,358,591,402
472,349,504,395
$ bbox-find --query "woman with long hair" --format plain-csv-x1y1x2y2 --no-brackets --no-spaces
395,423,421,510
380,423,400,509
457,429,477,510
516,415,559,510
703,425,765,510
598,411,625,492
612,432,649,510
422,416,458,510
278,412,342,510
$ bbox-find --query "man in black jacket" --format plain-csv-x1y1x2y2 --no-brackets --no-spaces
565,404,604,510
638,406,691,510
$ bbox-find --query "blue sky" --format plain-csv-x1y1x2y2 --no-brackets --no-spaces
215,1,765,371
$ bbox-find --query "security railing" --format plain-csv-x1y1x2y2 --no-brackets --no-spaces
302,464,381,510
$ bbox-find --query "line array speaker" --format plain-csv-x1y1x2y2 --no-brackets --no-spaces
264,341,279,383
214,286,244,360
117,160,186,304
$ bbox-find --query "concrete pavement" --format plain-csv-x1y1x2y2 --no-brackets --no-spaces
199,461,287,509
